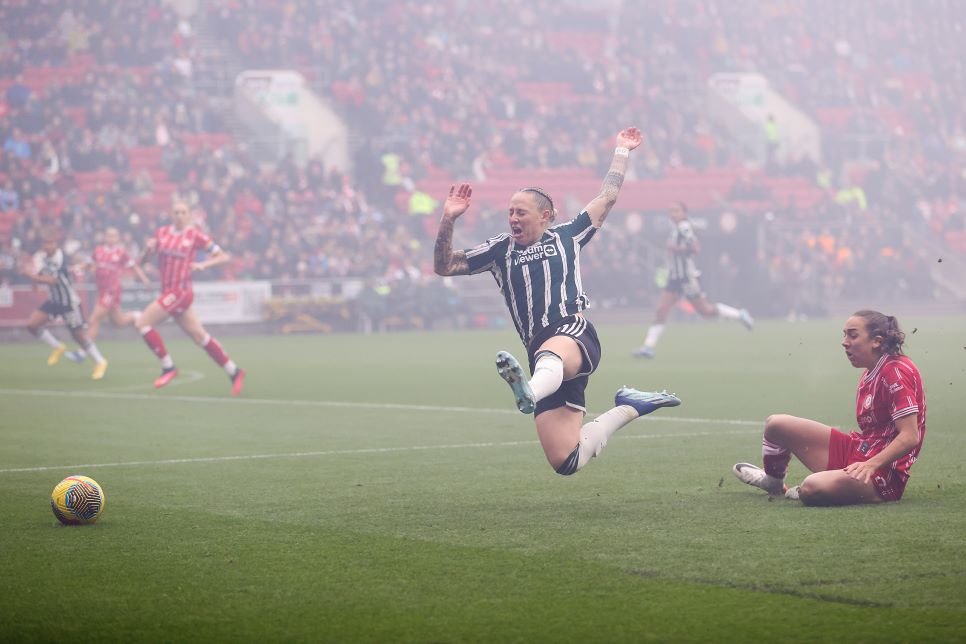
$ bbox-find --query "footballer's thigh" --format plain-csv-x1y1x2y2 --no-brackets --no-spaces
764,414,832,472
799,469,884,506
535,406,584,469
138,299,171,328
537,334,585,380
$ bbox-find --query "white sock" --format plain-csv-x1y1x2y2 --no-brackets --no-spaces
38,329,63,349
224,359,237,376
575,405,639,471
529,352,563,403
84,343,106,364
161,355,174,369
642,324,664,349
715,303,741,319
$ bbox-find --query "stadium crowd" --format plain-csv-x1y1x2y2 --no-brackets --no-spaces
1,0,962,320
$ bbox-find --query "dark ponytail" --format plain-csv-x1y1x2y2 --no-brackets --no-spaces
854,309,905,356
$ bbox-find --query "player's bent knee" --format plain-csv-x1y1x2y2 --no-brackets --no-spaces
763,413,798,439
798,473,865,507
547,445,580,476
797,478,827,506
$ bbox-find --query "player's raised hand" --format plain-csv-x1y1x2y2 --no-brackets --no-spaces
443,183,472,220
616,127,643,151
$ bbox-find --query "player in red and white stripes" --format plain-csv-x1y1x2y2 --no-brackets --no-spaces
137,201,246,395
86,227,149,341
733,310,926,505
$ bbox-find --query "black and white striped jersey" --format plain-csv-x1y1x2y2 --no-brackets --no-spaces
463,211,597,347
33,248,80,308
666,219,700,281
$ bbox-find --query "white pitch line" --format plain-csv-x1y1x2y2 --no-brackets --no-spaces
0,387,763,427
0,429,758,474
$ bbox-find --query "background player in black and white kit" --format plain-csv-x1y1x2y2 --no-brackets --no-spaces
434,127,681,476
633,201,753,358
21,229,108,380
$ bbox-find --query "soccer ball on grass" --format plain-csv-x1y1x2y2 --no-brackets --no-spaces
51,475,105,525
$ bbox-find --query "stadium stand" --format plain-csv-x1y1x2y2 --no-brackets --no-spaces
0,0,962,319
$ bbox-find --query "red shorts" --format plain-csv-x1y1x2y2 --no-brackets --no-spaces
97,288,121,309
157,289,194,315
827,428,908,502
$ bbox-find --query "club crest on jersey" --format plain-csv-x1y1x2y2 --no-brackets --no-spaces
514,244,558,265
859,442,870,455
863,394,873,409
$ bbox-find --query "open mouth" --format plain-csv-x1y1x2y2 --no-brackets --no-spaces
510,225,523,240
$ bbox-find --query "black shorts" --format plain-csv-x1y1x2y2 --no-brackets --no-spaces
40,300,87,330
666,276,704,300
526,315,602,416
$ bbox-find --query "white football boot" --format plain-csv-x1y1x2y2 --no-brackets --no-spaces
732,462,787,496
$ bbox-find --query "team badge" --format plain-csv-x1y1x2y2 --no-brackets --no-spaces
863,394,873,409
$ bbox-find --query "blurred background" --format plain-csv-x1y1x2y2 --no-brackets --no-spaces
0,0,963,335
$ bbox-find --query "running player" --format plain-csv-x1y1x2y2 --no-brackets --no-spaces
434,127,681,476
632,201,753,358
81,227,149,342
88,227,149,340
733,310,926,505
137,201,246,394
21,228,108,380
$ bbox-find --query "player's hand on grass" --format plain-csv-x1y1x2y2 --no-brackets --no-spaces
442,183,472,220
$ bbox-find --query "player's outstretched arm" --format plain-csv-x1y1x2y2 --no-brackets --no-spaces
137,238,157,266
434,183,472,276
132,262,150,284
584,127,642,228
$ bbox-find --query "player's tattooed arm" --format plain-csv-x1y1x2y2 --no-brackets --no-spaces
434,216,470,276
434,183,473,276
585,127,641,228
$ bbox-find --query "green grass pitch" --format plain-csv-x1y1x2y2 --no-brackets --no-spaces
1,316,965,642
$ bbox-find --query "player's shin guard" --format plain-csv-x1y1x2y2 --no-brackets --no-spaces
140,326,171,363
37,328,62,349
715,303,741,319
555,406,639,475
762,437,791,479
200,334,228,365
643,324,664,349
530,350,563,403
83,342,106,364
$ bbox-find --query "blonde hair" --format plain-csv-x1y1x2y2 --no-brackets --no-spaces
520,187,557,222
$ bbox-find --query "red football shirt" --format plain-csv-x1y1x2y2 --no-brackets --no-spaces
852,354,927,481
93,245,133,295
154,225,215,292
